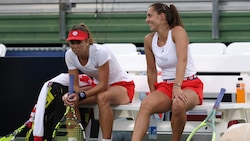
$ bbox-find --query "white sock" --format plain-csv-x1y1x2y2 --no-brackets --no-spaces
102,139,111,141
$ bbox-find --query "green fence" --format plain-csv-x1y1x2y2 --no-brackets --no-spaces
0,12,249,45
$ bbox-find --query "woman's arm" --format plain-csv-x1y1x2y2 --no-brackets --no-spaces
83,61,109,98
172,26,189,86
65,62,109,105
144,33,158,92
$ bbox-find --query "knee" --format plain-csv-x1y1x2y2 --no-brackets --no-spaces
97,93,108,107
171,100,186,116
139,99,153,113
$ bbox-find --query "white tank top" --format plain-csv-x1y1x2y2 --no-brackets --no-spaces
152,30,196,79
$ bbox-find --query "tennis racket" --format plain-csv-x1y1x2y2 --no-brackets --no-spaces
0,121,28,141
186,88,226,141
52,74,85,141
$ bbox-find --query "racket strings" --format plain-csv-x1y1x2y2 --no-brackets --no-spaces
54,119,84,141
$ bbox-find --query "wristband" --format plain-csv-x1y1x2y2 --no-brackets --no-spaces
78,91,86,101
174,83,181,87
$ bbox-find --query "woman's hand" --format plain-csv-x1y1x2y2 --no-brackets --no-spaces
62,93,79,107
172,86,187,103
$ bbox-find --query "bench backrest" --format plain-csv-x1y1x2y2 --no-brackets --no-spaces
116,54,250,74
189,43,227,55
103,43,140,55
225,42,250,55
115,54,250,102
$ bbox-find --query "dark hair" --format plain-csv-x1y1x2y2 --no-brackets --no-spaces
71,23,95,45
150,2,183,28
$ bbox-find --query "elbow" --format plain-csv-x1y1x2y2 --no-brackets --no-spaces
103,85,109,91
178,57,187,64
99,83,109,91
147,66,157,75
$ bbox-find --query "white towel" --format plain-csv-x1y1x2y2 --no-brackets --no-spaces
33,73,69,139
33,73,94,139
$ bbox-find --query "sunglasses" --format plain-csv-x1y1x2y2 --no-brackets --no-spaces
69,40,82,45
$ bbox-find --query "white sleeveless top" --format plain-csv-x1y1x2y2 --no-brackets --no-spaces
152,30,196,79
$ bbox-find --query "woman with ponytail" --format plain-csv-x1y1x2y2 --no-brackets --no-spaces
132,2,204,141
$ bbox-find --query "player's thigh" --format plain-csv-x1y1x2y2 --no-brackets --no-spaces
183,89,200,110
101,85,130,105
141,90,172,113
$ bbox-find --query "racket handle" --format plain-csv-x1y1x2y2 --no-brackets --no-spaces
214,88,226,108
69,74,74,94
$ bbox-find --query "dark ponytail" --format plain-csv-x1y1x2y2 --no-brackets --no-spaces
150,3,183,28
169,4,183,28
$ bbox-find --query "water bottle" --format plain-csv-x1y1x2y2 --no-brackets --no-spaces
236,77,245,103
148,114,157,140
